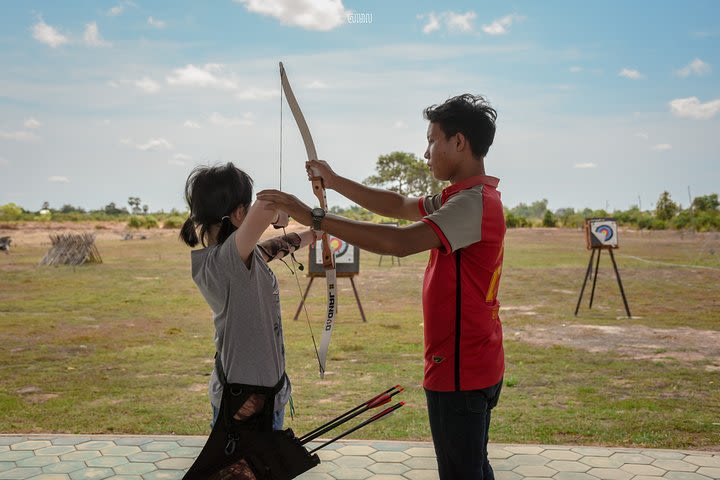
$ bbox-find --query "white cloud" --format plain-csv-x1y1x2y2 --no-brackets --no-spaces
652,144,672,151
446,11,477,33
209,112,255,127
167,64,238,90
131,138,174,151
234,0,349,31
569,66,583,73
635,132,649,140
24,118,42,129
183,120,201,129
420,11,484,34
138,138,173,151
0,130,39,141
148,16,167,29
675,58,711,77
619,68,643,80
669,97,720,119
135,77,160,93
235,87,280,100
32,19,69,48
83,22,111,47
420,12,441,34
107,1,134,16
306,80,328,89
169,153,191,166
574,163,596,169
482,14,520,35
48,176,70,183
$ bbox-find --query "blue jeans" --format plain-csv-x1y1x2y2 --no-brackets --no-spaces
425,379,503,480
211,403,285,431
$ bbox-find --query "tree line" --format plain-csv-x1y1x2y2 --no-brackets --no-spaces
1,153,718,231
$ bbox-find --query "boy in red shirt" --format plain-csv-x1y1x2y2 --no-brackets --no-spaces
259,93,505,480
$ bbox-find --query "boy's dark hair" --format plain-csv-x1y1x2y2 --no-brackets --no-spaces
423,94,497,158
180,162,253,247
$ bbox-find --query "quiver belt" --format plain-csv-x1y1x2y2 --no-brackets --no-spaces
182,355,319,480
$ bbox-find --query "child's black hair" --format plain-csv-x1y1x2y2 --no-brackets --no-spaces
179,162,253,247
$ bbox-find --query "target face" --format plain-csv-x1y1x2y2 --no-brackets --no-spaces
315,236,354,264
588,219,618,248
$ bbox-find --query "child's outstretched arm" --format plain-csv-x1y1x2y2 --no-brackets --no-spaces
257,229,314,263
307,160,423,221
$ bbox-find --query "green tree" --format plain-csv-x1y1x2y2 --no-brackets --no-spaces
511,199,548,219
542,210,556,227
60,204,86,214
364,151,446,197
0,203,24,220
692,194,719,212
128,196,142,214
104,202,126,215
655,191,678,220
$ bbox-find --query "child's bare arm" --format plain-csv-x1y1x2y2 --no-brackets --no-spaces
234,200,286,266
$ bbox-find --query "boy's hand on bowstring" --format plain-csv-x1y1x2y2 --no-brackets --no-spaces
306,160,337,189
256,190,312,227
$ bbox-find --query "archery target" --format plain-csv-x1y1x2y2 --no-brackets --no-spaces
587,219,618,248
315,236,354,264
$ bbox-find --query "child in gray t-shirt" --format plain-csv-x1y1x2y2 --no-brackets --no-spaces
180,162,314,430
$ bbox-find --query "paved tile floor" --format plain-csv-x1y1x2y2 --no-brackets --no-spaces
0,435,718,480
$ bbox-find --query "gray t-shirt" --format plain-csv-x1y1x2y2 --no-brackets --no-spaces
190,230,290,410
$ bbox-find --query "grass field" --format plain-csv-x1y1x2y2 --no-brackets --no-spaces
0,223,719,450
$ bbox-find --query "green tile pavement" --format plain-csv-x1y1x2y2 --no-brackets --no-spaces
0,435,717,479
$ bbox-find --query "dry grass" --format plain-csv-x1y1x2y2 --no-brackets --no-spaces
0,223,718,449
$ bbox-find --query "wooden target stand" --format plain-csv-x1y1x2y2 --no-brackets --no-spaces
574,218,632,318
294,239,367,323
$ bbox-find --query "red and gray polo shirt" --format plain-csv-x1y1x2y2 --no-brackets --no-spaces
419,175,506,392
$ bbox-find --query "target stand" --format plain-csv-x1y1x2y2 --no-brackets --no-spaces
294,236,367,323
574,218,632,318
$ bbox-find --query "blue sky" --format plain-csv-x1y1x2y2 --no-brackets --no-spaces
1,0,718,213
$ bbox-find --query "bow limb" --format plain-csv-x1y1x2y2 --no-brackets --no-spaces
280,62,337,378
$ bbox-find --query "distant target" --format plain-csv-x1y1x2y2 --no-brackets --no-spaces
329,236,349,257
594,225,614,242
586,218,618,249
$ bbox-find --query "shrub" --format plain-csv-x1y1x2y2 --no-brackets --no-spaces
128,216,143,229
542,210,556,227
650,219,667,230
505,212,530,228
0,203,24,221
162,216,184,229
143,216,159,229
694,211,720,231
671,211,694,230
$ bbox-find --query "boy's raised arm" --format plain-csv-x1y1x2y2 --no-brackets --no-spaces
307,160,423,221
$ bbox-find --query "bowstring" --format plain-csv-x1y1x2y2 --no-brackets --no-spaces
280,77,323,376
